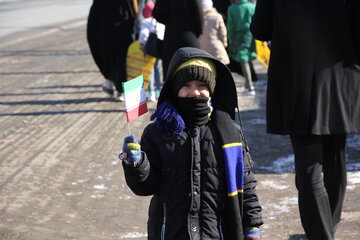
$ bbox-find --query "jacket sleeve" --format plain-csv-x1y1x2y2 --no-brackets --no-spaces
242,166,264,228
122,126,162,196
152,0,168,24
226,6,234,45
235,124,264,227
218,14,228,48
138,20,150,46
250,0,273,41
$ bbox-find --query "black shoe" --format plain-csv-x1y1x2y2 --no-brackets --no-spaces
102,86,114,96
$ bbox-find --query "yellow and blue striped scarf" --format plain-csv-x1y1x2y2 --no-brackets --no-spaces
212,109,245,239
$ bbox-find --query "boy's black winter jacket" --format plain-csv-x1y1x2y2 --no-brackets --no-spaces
123,122,263,240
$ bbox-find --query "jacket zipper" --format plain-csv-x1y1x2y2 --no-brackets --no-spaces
161,203,167,240
219,220,224,240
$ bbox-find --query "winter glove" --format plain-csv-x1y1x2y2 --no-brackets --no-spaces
120,135,142,167
244,227,261,240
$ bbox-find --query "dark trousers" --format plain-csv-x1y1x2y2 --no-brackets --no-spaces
290,134,347,240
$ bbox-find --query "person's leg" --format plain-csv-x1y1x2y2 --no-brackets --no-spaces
112,59,126,101
240,61,254,92
148,66,156,102
322,134,347,233
290,135,334,240
102,79,114,96
154,59,162,99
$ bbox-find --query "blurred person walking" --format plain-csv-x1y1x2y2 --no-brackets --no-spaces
212,0,232,22
227,0,257,96
251,0,360,239
138,1,165,101
87,0,138,101
152,0,203,78
199,0,230,66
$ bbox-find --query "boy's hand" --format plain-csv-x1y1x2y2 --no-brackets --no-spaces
120,135,142,167
244,227,261,240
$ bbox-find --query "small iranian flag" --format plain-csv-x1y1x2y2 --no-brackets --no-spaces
122,75,148,122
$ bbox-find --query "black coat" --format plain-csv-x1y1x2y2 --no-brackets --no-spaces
152,0,203,77
212,0,232,22
123,48,263,239
87,0,135,92
124,123,262,239
250,0,360,135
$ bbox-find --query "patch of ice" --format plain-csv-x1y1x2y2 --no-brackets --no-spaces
254,79,267,91
65,192,82,196
272,203,290,213
94,184,108,190
249,118,266,125
89,162,102,168
259,179,289,190
272,155,294,173
347,162,360,171
71,179,88,185
347,134,360,150
91,194,104,199
105,172,115,179
280,197,298,205
347,172,360,184
118,195,132,200
257,155,295,174
114,232,147,238
111,160,119,166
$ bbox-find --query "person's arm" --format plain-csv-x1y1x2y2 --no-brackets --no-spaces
250,0,273,41
191,0,204,37
133,0,139,15
121,127,161,196
218,14,228,48
242,164,263,228
138,20,151,46
234,124,263,228
226,6,234,45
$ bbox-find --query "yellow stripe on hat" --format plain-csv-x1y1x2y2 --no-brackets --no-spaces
174,58,217,77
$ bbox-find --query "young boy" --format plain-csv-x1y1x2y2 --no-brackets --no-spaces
119,47,263,239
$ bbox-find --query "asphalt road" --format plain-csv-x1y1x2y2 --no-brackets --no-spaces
0,2,359,240
0,0,92,39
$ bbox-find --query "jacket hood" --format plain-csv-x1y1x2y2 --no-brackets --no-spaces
157,47,238,119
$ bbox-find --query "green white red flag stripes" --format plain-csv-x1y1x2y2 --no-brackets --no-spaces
122,75,148,122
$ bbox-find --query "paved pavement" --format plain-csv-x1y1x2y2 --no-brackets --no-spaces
0,0,92,38
0,17,359,240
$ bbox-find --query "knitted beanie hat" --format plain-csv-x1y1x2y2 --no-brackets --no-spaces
171,58,217,97
142,1,154,18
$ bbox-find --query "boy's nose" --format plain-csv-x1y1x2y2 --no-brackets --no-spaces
190,89,201,97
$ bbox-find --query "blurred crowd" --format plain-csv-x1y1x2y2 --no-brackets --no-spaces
87,1,360,240
86,0,261,102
